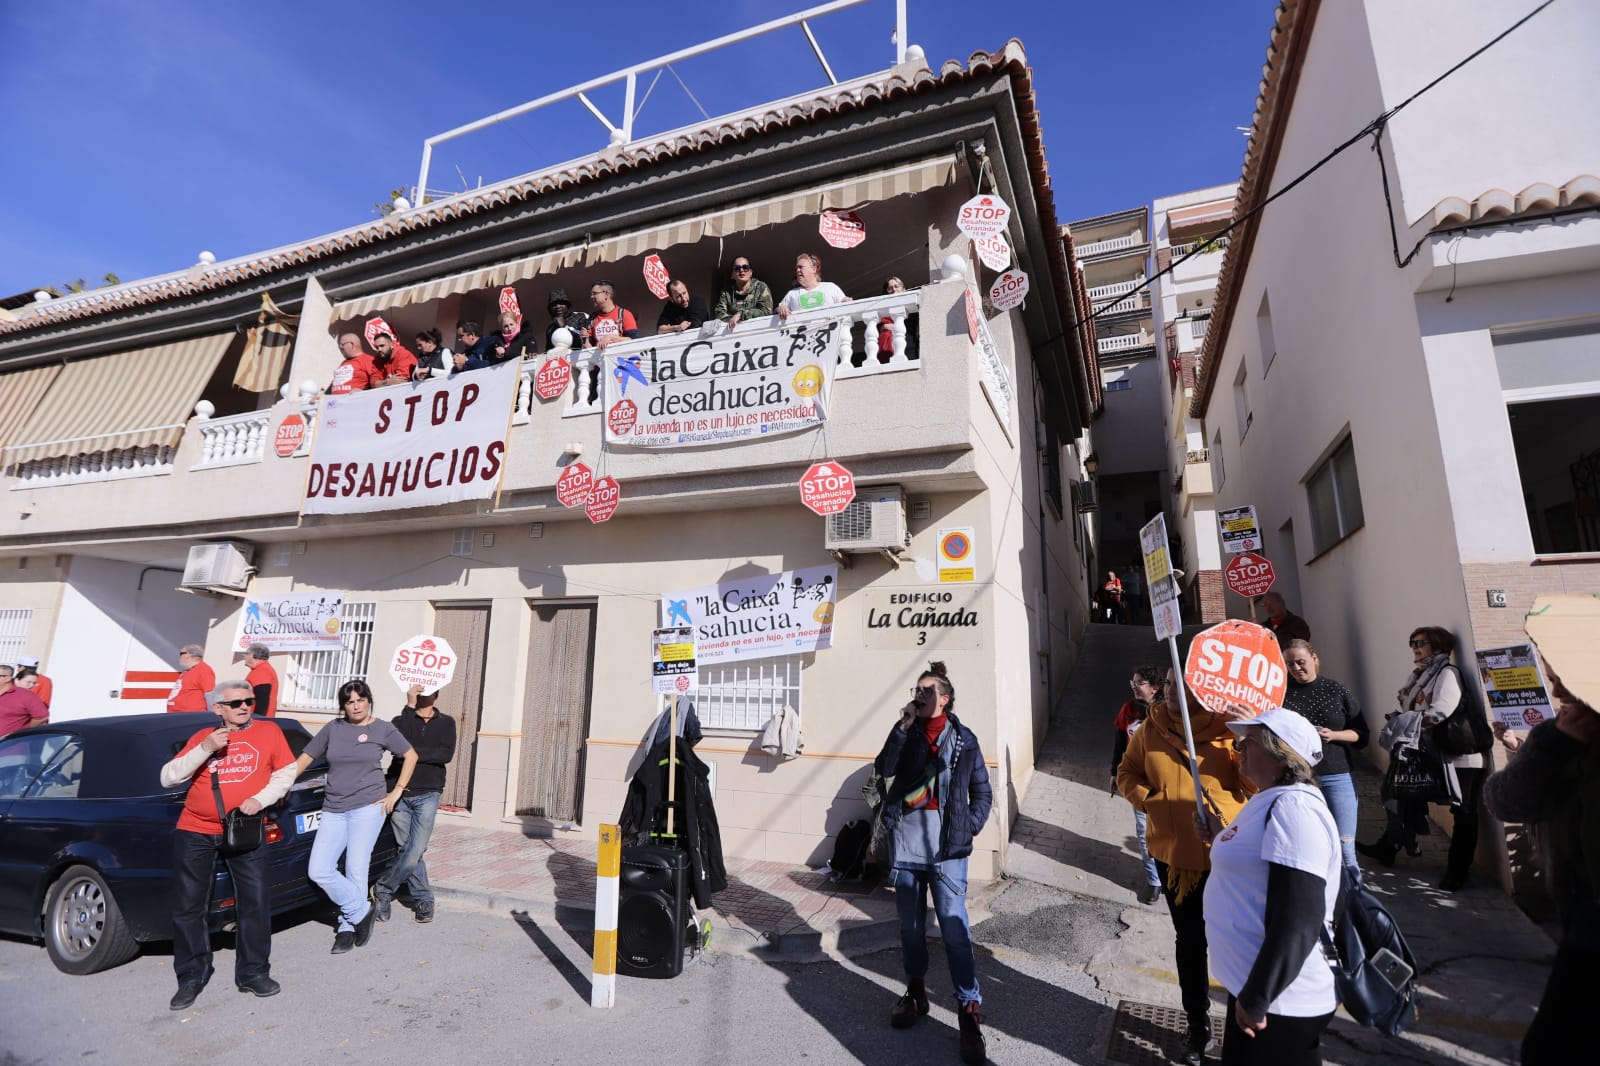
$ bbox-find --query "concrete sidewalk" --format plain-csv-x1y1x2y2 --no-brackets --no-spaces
1006,622,1552,1066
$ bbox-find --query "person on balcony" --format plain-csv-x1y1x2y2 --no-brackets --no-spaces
370,332,419,386
876,276,919,364
455,320,495,365
328,333,379,395
713,256,774,330
411,329,451,380
656,279,709,334
486,311,534,366
778,252,850,321
544,290,590,352
585,282,639,349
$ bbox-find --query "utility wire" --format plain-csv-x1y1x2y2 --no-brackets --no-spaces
1069,0,1557,332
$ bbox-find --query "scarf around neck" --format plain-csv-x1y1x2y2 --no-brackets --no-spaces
1399,653,1451,709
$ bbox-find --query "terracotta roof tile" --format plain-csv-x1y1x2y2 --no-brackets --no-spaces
1425,174,1600,228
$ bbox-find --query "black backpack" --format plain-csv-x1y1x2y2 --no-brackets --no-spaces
828,819,874,881
1323,868,1419,1036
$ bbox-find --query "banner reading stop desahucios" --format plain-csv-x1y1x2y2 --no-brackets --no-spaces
302,360,521,515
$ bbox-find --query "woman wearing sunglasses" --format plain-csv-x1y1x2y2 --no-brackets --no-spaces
294,679,417,953
876,661,993,1065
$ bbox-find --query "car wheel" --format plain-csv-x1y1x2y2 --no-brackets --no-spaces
43,865,140,975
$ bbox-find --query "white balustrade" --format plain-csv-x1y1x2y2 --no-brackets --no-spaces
191,410,273,470
1077,233,1141,258
1098,332,1151,354
12,445,175,487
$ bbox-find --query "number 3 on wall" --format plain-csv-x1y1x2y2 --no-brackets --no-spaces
917,631,927,645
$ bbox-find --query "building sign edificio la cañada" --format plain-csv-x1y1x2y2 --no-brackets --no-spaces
860,587,983,650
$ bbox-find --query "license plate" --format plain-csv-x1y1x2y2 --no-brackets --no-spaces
295,810,322,834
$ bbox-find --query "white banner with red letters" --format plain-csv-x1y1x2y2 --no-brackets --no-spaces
602,318,839,448
303,360,521,515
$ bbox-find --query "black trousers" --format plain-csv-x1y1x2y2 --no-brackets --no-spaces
171,829,272,985
1522,904,1600,1065
1221,995,1334,1065
1445,767,1483,881
1154,860,1212,1022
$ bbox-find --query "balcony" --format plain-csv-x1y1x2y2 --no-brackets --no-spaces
1088,279,1151,314
1076,233,1145,259
1173,451,1215,499
1097,331,1153,356
1169,235,1230,258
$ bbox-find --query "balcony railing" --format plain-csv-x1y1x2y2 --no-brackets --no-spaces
1169,235,1230,258
1077,233,1143,258
190,406,318,470
13,444,176,487
1097,332,1152,355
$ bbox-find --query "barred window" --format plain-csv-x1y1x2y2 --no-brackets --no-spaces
281,601,377,711
694,655,801,732
0,609,33,667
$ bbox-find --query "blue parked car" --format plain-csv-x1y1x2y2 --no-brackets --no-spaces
0,712,397,974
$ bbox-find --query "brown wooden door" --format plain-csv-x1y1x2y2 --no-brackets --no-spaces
432,603,490,810
515,602,596,821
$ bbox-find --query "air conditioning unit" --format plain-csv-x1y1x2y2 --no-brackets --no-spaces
825,484,909,553
180,541,254,592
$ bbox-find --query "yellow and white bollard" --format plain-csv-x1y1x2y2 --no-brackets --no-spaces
590,823,621,1008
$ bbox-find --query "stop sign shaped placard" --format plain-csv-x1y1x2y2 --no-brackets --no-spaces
1184,619,1289,716
389,634,457,695
535,356,571,400
1224,552,1277,598
643,254,671,300
819,209,866,249
799,461,855,516
585,475,621,524
274,413,306,457
555,462,594,508
607,399,638,437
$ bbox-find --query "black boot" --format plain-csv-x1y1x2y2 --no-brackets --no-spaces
1182,1013,1211,1065
958,1001,987,1065
1355,839,1397,867
890,978,928,1029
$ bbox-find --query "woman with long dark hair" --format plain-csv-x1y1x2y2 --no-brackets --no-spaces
1113,664,1167,904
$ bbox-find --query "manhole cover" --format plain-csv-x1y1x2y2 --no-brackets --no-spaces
1105,1000,1225,1065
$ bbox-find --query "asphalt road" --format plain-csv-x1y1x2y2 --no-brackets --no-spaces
0,884,1126,1066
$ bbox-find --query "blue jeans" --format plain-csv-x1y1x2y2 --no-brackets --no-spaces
1133,809,1160,887
1319,772,1360,879
893,859,980,1006
308,801,385,932
376,791,439,905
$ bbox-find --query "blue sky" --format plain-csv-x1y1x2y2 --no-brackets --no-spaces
0,1,1273,295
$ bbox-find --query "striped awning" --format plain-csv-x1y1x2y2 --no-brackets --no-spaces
587,154,957,265
5,333,234,464
0,364,63,451
331,245,587,320
1167,199,1235,233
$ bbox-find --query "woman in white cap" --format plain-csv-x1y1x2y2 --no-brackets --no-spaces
1195,707,1340,1065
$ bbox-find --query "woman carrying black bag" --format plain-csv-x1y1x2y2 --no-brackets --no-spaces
1358,626,1486,890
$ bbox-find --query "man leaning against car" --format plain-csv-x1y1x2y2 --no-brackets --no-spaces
159,680,296,1010
0,665,49,736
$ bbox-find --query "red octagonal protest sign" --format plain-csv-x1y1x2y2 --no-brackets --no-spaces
799,461,855,516
1184,619,1288,717
389,634,457,696
957,194,1011,239
1224,552,1277,598
274,413,306,457
607,399,638,437
989,269,1030,311
643,254,670,301
555,462,594,508
535,356,571,400
585,475,621,524
819,209,866,249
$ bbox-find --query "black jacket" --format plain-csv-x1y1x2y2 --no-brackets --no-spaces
386,705,458,795
874,711,992,861
618,716,727,908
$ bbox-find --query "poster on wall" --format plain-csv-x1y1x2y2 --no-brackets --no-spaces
231,592,345,653
1474,643,1555,729
602,318,841,448
302,360,522,515
660,565,837,664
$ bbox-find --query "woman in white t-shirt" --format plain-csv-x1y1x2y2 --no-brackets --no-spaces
776,252,850,320
1196,707,1340,1065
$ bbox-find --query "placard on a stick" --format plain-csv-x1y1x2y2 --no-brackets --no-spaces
652,626,697,695
1183,619,1288,716
389,634,458,696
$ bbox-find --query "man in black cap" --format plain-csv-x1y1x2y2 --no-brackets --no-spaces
545,289,590,352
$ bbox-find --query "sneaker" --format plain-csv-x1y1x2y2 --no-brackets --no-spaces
1182,1014,1211,1066
236,975,281,998
330,931,355,954
958,1001,987,1065
373,895,392,923
1138,882,1162,905
890,980,929,1029
415,900,435,924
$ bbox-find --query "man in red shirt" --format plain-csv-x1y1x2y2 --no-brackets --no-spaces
369,332,419,386
160,679,295,1008
328,333,380,395
245,644,279,717
0,664,49,736
168,645,216,712
585,281,639,349
15,654,52,708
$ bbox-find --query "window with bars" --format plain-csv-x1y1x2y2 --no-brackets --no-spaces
281,601,377,711
0,609,33,666
694,655,801,732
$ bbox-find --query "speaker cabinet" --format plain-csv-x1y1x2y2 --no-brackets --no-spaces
617,844,689,979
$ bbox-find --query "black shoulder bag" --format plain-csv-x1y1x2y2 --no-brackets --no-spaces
1431,666,1494,759
211,766,264,853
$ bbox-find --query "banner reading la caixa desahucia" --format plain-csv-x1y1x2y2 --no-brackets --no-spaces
660,565,838,665
302,359,521,515
603,319,841,448
231,591,345,653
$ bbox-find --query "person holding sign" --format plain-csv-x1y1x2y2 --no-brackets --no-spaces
1195,708,1341,1065
1484,597,1600,1066
876,662,992,1066
1118,665,1252,1066
294,680,417,954
372,685,457,925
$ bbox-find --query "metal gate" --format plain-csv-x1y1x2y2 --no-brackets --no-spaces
515,602,596,821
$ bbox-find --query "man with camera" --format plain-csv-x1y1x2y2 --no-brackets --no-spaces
159,680,297,1010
